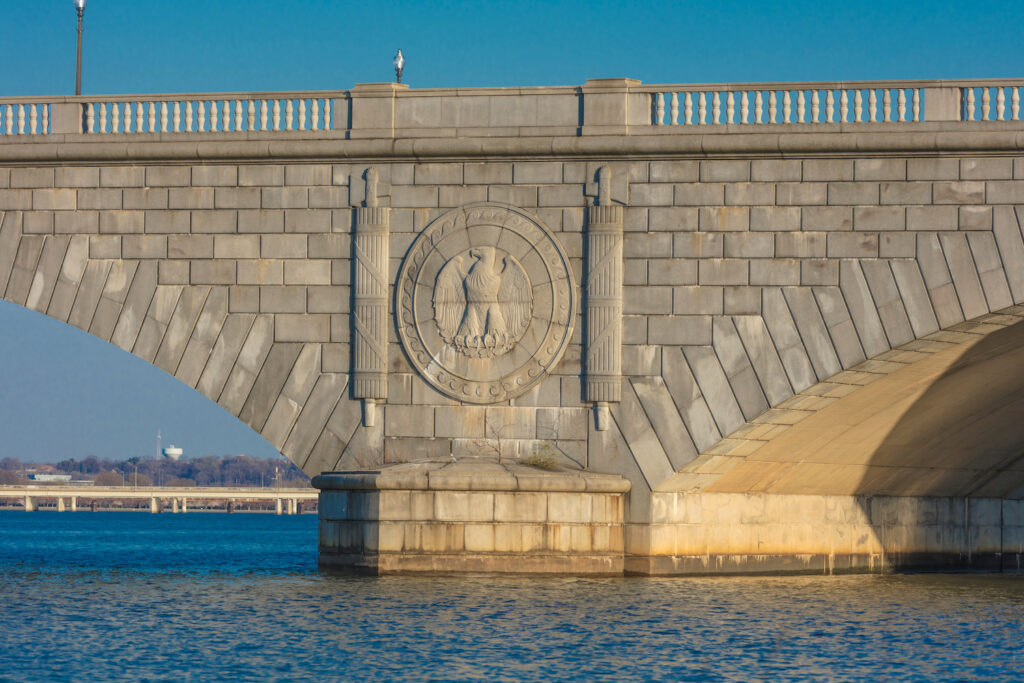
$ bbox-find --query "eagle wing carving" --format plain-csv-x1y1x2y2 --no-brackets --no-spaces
499,257,532,341
433,255,466,345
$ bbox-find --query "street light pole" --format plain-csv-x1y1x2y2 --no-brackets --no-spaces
74,0,87,96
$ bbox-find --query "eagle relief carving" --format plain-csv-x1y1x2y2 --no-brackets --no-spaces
433,247,532,358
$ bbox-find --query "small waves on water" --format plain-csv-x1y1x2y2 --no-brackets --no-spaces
1,511,1023,681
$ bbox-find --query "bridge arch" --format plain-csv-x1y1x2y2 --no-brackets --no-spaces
595,205,1024,520
0,210,357,476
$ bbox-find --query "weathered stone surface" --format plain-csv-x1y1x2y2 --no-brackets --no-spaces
7,86,1024,576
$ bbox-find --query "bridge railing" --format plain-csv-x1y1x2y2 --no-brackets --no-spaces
641,79,1024,126
0,90,347,136
1,79,1023,136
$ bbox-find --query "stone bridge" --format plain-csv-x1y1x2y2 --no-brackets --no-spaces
3,78,1024,573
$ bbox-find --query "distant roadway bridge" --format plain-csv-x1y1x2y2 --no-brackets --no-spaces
0,486,317,514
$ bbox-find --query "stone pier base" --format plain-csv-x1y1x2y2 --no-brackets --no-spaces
312,462,630,575
314,473,1024,575
631,491,1024,575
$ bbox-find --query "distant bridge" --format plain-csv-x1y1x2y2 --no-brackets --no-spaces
0,486,317,513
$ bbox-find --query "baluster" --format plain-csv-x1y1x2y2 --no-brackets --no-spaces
42,104,49,134
713,92,721,124
286,99,294,130
185,101,193,131
299,99,307,130
670,92,679,125
99,102,108,133
882,89,891,122
272,100,281,130
312,99,320,131
86,102,94,133
854,90,863,122
811,90,820,122
982,88,991,120
897,89,906,122
198,101,206,132
260,101,268,130
698,92,707,125
783,92,792,122
172,101,180,132
684,93,693,125
655,93,664,125
223,101,230,131
210,101,217,132
150,103,158,132
1013,89,1021,121
5,104,12,134
741,92,749,124
826,91,835,122
869,90,877,122
136,102,144,132
323,98,331,129
797,91,806,123
966,88,975,121
997,88,1006,120
160,102,168,132
16,105,25,134
912,90,921,122
726,91,734,124
29,104,37,134
112,102,120,133
769,91,777,123
755,91,763,124
840,91,849,122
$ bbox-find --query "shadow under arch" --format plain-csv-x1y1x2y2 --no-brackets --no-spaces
686,313,1024,571
0,298,285,467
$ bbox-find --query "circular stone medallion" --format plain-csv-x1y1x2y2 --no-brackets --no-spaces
396,203,576,404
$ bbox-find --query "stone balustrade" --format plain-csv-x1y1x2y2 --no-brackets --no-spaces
647,84,925,125
2,78,1022,137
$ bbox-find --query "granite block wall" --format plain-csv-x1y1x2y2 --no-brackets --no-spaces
2,152,1023,524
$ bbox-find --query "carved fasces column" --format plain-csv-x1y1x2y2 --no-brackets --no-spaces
585,166,623,431
353,168,389,426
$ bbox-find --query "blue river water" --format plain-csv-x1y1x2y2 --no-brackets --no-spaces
1,510,1023,682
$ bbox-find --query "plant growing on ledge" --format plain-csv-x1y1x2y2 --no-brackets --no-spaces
523,445,559,471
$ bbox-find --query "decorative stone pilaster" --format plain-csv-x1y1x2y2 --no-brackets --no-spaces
352,167,389,427
585,166,624,431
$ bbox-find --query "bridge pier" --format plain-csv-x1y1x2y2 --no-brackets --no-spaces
70,496,76,512
57,497,65,512
275,499,283,515
150,497,160,513
23,496,34,512
181,497,187,514
313,462,629,575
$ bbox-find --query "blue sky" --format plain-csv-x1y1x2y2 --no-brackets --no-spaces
0,0,1021,463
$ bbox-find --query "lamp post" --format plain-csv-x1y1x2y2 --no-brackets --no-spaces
74,0,87,95
393,49,404,84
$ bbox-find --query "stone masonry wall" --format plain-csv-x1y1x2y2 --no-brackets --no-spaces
1,152,1023,525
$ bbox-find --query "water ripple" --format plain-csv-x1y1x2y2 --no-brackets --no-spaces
1,511,1023,681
